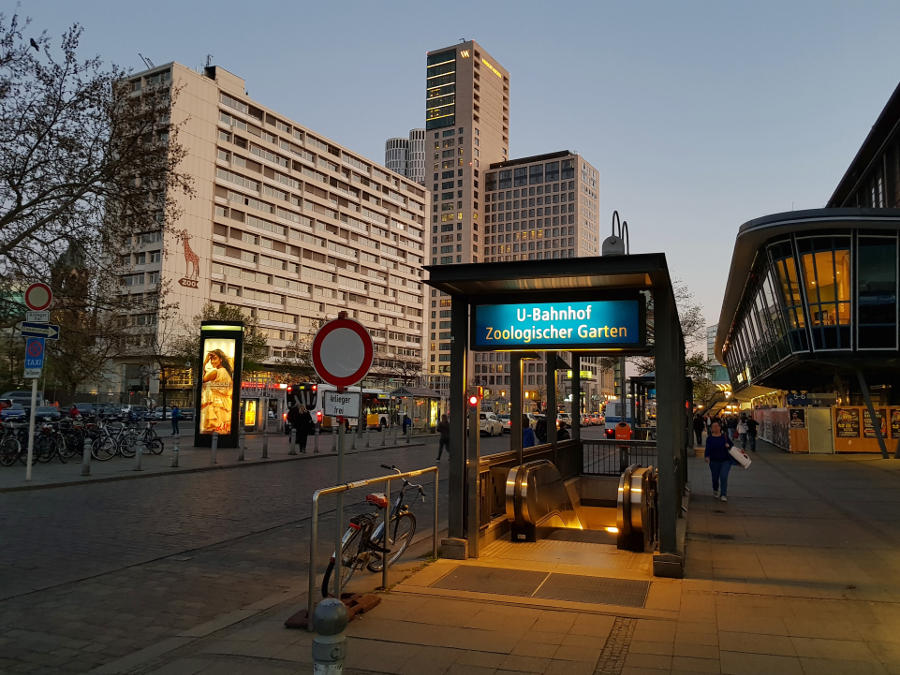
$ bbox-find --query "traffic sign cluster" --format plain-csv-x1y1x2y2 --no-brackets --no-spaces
19,283,60,379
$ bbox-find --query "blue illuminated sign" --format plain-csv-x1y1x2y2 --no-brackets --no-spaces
472,300,643,351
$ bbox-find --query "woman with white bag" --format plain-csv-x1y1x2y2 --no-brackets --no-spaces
705,421,736,502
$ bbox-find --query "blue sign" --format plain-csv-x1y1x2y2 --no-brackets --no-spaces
21,321,60,340
24,337,45,378
472,300,643,351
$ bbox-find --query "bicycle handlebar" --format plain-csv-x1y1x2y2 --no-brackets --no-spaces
379,464,427,501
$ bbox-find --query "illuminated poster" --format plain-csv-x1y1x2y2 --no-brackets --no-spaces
788,408,805,429
891,409,900,439
200,337,236,434
834,408,860,438
863,408,887,439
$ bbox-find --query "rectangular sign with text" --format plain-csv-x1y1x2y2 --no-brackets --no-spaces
324,391,360,418
472,299,643,351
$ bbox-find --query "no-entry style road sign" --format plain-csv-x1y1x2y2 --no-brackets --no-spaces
311,316,374,388
24,283,52,311
24,337,45,378
20,322,60,340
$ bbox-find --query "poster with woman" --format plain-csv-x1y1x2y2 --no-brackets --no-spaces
834,408,860,438
863,408,888,439
199,338,236,434
789,408,806,428
892,409,900,439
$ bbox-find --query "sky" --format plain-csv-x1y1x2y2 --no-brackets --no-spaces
15,0,900,332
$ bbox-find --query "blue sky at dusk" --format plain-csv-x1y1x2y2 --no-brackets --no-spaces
16,0,900,330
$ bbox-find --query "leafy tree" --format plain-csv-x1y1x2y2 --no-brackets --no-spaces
0,12,192,291
174,303,269,375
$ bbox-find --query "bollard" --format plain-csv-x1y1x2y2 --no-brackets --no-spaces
332,425,337,452
262,428,269,459
312,597,348,674
381,424,386,447
133,442,143,471
238,431,245,462
211,431,218,465
406,426,411,445
80,436,91,477
170,443,179,468
365,425,370,449
351,427,356,451
314,424,320,454
289,428,297,455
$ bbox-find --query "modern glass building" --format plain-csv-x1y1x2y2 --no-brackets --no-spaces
717,80,900,407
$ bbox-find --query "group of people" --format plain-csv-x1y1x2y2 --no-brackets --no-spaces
693,412,757,452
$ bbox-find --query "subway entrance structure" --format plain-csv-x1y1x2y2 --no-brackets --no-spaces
425,253,690,576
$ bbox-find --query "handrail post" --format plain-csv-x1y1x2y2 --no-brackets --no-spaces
381,477,390,590
308,490,321,631
433,466,439,559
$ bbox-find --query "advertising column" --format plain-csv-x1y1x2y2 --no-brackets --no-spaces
194,321,244,448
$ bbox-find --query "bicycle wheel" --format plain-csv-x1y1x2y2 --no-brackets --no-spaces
321,526,365,597
91,435,116,461
59,432,80,460
146,436,164,455
0,436,20,466
34,435,55,463
367,512,416,572
118,430,138,458
54,434,68,463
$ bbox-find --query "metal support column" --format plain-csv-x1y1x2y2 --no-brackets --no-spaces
448,296,468,541
571,354,581,443
511,353,524,465
855,368,888,459
546,352,557,444
654,284,682,560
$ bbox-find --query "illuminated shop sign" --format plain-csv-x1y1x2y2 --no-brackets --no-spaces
472,300,643,351
481,57,502,78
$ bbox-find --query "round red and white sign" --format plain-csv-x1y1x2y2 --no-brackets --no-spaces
24,283,52,311
311,317,374,388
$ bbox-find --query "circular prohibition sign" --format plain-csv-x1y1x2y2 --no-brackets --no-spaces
311,316,374,388
27,339,44,358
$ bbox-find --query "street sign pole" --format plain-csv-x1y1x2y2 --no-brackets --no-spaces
25,378,37,482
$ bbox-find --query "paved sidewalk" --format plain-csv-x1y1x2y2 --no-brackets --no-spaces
95,440,900,674
0,428,430,492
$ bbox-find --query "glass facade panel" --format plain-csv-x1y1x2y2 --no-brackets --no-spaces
797,237,850,349
858,236,898,348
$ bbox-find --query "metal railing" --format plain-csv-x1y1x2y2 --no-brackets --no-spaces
583,438,658,476
307,465,439,630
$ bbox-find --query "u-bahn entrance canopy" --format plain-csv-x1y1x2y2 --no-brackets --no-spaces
425,253,689,576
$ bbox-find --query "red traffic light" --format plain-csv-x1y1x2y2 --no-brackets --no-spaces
468,395,479,407
312,384,317,392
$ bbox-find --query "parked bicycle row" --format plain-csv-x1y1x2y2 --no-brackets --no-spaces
0,417,164,467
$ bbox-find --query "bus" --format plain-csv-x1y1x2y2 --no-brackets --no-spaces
286,382,392,430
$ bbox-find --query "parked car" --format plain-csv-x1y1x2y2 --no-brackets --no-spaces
179,408,195,421
34,406,61,422
479,412,503,436
1,390,43,407
557,412,572,429
498,414,512,433
1,404,26,421
590,412,603,426
121,405,149,420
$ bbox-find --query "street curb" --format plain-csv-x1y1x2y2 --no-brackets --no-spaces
0,439,429,493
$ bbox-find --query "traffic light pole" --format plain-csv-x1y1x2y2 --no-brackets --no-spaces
466,393,481,558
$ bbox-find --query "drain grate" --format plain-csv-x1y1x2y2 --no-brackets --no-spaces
688,532,735,541
533,573,649,608
430,566,649,608
432,566,547,596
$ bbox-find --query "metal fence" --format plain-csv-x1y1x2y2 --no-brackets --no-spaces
582,438,658,476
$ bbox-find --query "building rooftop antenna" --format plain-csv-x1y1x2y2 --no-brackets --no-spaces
138,53,154,70
206,54,213,68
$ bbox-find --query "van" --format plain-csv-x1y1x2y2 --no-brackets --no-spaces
603,400,633,437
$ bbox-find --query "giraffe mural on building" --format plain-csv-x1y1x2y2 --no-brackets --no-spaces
177,230,200,288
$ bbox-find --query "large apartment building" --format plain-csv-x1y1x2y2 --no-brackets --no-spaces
425,40,510,387
117,63,429,400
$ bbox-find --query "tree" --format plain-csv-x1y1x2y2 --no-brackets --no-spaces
0,13,192,291
632,281,707,375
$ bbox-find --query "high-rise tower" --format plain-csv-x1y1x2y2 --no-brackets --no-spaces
425,41,510,388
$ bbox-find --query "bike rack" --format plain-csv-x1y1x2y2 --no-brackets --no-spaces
307,465,439,631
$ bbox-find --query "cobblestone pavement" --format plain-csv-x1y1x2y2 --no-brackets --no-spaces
0,441,448,673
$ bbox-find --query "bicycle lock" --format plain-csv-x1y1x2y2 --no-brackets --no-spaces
306,465,439,632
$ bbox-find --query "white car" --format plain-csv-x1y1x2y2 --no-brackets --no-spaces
479,412,503,436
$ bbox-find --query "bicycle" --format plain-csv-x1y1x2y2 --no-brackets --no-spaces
321,464,425,597
0,421,22,467
119,421,164,457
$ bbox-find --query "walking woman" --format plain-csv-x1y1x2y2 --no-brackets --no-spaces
705,420,735,502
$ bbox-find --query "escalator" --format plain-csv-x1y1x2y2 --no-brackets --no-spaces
505,459,658,552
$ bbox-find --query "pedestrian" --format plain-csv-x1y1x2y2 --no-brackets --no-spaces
737,415,748,449
287,403,302,439
746,416,758,452
171,405,180,436
534,416,547,444
402,414,412,436
557,421,570,441
693,412,705,446
436,413,450,460
69,404,79,418
522,414,536,448
297,405,314,452
705,421,735,502
726,415,738,441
